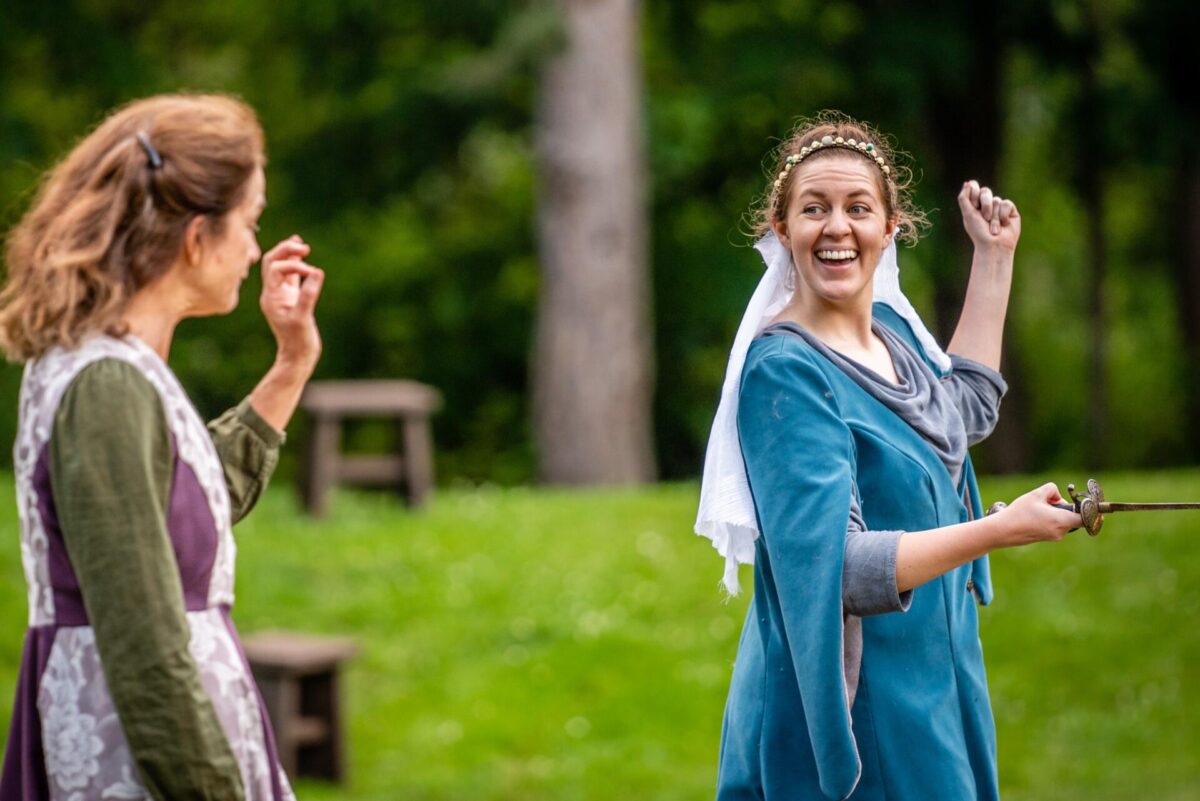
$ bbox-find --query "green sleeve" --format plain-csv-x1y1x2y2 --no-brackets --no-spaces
207,399,282,525
50,359,246,801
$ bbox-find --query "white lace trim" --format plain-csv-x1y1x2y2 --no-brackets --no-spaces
14,335,236,626
38,614,295,801
15,365,56,626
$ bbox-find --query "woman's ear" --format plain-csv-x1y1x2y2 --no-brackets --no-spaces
772,221,790,248
183,216,207,267
884,217,898,245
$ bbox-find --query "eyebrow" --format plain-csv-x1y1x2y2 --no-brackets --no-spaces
796,187,876,200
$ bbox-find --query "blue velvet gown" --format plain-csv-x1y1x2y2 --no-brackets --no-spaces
716,305,998,801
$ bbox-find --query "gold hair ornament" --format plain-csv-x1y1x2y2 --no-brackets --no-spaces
773,135,891,192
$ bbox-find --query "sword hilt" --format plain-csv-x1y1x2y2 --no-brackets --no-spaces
985,479,1104,536
988,478,1200,536
1067,480,1105,536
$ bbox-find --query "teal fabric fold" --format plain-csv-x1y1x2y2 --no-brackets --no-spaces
873,302,993,605
716,303,999,801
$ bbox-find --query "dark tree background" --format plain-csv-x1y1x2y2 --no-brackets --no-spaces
1,0,1196,485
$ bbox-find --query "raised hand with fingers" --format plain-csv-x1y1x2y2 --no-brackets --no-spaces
260,234,324,376
958,179,1021,252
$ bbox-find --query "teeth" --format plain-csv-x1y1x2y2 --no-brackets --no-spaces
816,249,858,261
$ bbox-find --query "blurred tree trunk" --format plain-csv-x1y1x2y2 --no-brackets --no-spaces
532,0,656,484
1171,145,1200,457
1074,8,1108,470
1171,46,1200,467
927,0,1031,472
1140,0,1200,461
927,0,1001,346
1079,125,1107,470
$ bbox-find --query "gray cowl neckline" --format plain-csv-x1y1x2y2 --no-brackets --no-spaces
761,320,968,486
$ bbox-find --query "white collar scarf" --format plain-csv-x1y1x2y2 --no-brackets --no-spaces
694,231,950,594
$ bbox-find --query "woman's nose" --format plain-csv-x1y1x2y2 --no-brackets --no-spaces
824,209,852,236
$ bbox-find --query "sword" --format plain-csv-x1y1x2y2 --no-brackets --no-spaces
987,478,1200,536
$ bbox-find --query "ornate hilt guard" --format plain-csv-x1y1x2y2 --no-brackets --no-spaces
987,478,1200,537
1065,480,1107,535
987,478,1107,536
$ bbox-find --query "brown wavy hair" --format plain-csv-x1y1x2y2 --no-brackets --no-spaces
0,94,264,361
749,111,928,245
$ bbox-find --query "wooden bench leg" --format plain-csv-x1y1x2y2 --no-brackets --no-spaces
302,415,341,517
329,668,346,782
296,669,348,782
257,672,302,777
401,416,435,508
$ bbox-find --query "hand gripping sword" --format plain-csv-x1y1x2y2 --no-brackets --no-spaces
987,478,1200,536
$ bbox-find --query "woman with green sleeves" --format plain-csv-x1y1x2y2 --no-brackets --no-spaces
696,113,1081,800
0,94,323,800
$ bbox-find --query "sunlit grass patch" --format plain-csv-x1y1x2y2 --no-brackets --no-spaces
1,471,1198,798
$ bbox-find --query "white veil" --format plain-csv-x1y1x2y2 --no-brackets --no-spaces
694,231,950,594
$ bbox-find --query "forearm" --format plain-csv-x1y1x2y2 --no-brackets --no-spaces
897,482,1080,592
246,357,313,434
895,515,1006,592
946,245,1014,371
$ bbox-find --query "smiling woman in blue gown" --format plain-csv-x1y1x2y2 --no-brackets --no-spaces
696,113,1082,801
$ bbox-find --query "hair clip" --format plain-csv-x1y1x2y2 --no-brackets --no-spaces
136,132,163,170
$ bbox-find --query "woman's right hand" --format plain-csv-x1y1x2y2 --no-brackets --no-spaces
260,235,324,377
247,234,325,434
958,180,1021,253
990,483,1082,548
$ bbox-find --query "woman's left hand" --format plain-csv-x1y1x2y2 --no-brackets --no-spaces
260,235,324,376
958,180,1021,252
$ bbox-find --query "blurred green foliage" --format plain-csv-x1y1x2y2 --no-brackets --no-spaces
2,0,546,483
1,1,1196,482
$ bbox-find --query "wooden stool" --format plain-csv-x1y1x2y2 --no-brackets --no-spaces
299,379,443,516
243,631,358,783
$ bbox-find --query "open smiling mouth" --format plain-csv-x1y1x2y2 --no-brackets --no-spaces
815,249,858,268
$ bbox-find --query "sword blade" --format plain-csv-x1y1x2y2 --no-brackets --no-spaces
1100,502,1200,512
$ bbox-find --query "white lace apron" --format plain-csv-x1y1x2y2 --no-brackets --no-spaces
13,335,294,801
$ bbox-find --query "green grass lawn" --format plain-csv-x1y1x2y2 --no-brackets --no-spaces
2,470,1198,799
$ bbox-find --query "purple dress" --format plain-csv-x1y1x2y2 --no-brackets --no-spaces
1,336,295,800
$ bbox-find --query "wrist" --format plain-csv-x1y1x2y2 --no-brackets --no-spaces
972,242,1016,265
970,248,1015,292
268,354,316,386
977,513,1012,552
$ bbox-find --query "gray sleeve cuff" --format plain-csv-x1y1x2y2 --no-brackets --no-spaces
947,353,1008,396
944,354,1008,445
843,528,912,616
843,494,912,616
